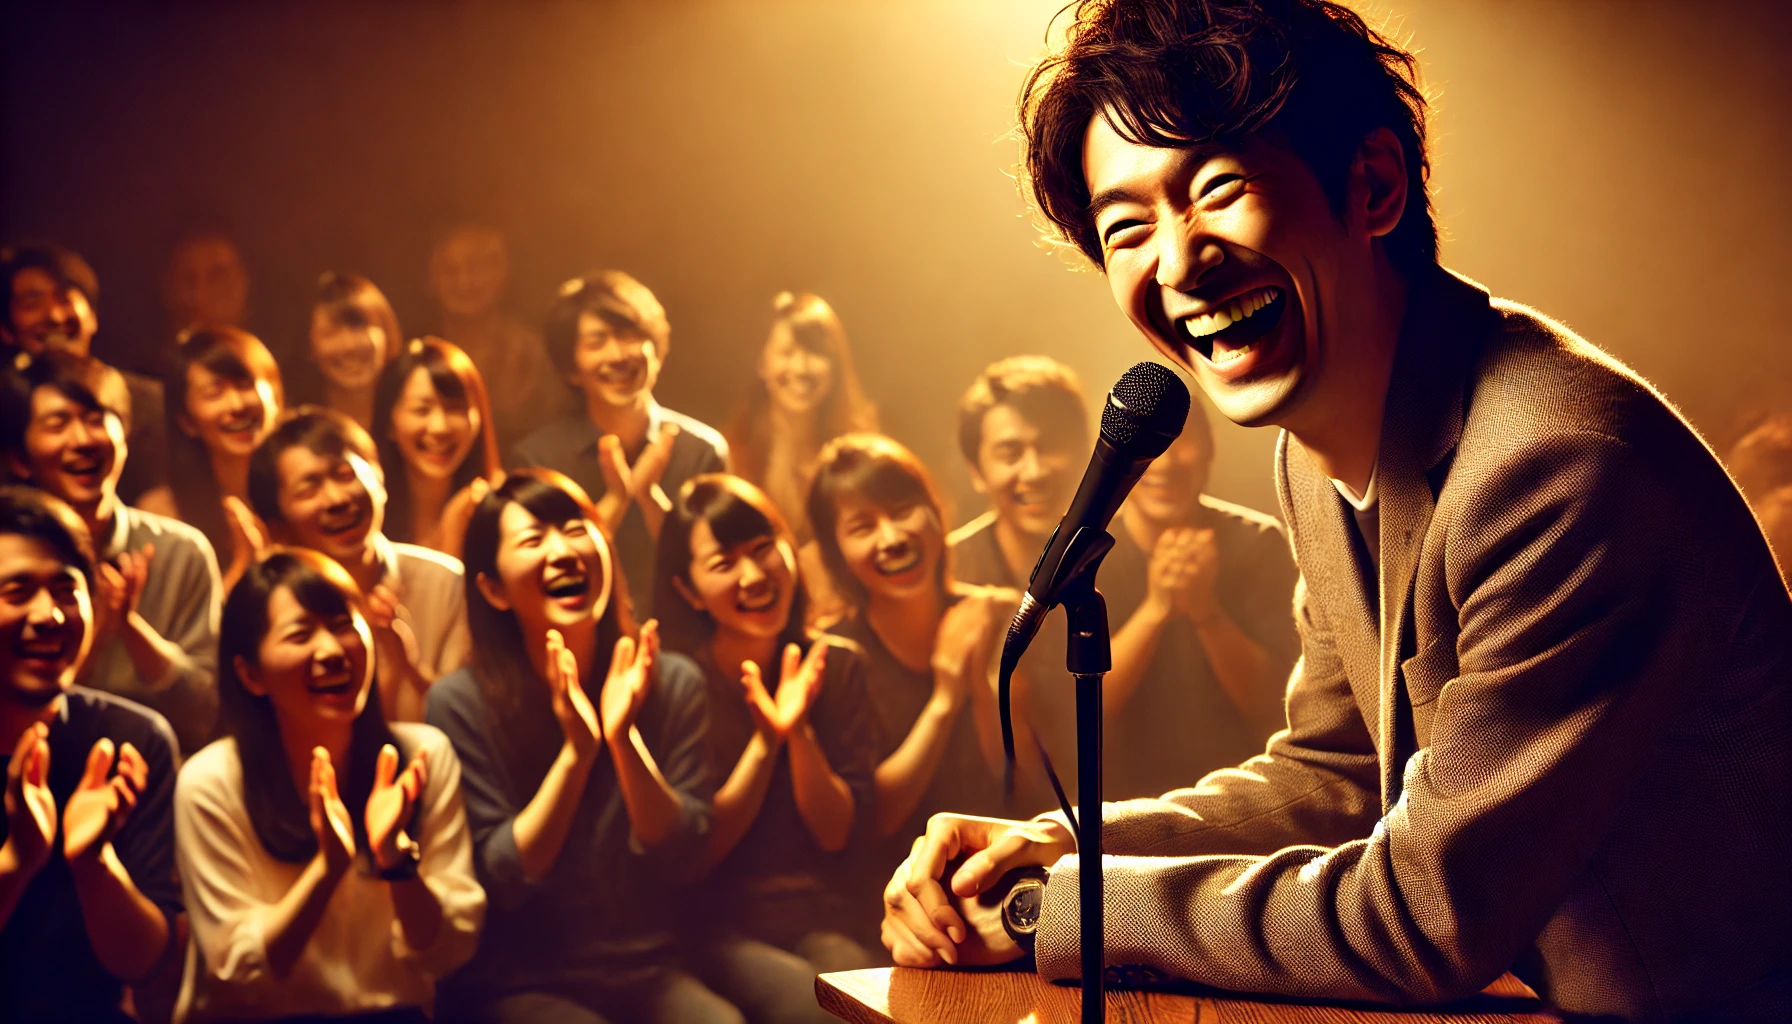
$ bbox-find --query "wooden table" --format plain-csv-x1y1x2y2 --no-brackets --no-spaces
817,968,1563,1024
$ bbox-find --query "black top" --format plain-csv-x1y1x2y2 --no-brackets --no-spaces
1097,496,1301,799
826,607,999,897
0,688,183,1023
689,638,877,947
511,407,728,619
424,652,713,998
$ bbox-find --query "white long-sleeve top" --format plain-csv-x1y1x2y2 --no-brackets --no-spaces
173,723,486,1022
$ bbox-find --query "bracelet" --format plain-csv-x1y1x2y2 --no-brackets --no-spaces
373,836,421,882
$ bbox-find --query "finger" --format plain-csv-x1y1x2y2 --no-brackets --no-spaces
469,477,490,504
909,816,972,892
610,634,635,680
558,646,580,690
375,744,399,789
882,916,942,969
140,543,156,566
8,723,43,782
81,737,116,789
406,751,429,795
111,774,139,819
400,759,426,803
953,825,1061,897
637,619,660,667
25,732,50,788
892,872,960,963
781,643,802,687
117,742,149,791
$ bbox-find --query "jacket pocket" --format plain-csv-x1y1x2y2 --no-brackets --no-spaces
1399,633,1458,748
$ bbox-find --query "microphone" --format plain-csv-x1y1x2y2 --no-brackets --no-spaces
998,361,1190,800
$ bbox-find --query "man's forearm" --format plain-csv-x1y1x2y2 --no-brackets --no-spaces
1105,597,1173,716
69,844,170,982
120,613,182,692
1191,608,1284,732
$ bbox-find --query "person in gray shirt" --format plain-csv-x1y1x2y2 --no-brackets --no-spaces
2,351,221,756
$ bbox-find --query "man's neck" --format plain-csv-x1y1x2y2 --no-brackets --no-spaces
864,587,945,675
1283,263,1409,494
992,515,1048,588
0,695,63,756
79,493,121,550
584,393,653,454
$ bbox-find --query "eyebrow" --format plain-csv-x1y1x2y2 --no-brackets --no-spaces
1086,143,1225,224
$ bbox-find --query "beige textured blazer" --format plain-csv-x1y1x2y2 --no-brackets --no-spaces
1033,267,1792,1021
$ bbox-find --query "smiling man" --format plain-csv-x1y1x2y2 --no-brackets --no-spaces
248,406,470,722
2,354,222,757
879,1,1792,1019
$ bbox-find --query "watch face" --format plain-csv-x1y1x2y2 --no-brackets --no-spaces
1008,880,1044,931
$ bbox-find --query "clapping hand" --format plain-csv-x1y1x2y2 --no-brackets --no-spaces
546,629,603,758
94,546,153,640
599,620,659,741
740,641,829,740
2,724,56,878
365,743,428,873
1147,526,1220,620
308,748,355,874
931,592,997,710
61,737,149,863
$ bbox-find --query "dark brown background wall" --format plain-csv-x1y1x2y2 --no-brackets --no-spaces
5,0,1790,520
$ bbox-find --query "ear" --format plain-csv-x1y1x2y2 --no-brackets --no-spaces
670,574,704,613
1351,126,1409,241
967,463,990,497
175,411,201,439
6,451,32,482
474,571,512,612
233,654,268,697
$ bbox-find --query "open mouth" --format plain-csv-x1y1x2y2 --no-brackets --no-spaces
872,544,922,577
778,374,823,400
596,358,646,387
1180,286,1287,366
543,570,591,602
61,452,108,483
735,583,778,613
307,668,357,696
14,634,72,673
316,505,367,538
218,411,260,437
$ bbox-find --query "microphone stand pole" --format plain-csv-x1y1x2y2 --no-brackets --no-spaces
1060,555,1110,1024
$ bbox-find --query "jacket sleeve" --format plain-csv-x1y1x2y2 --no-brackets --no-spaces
1036,433,1693,1003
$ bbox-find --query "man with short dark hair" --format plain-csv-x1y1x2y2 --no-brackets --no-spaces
0,485,181,1022
247,406,468,722
1,243,171,511
513,270,728,615
880,1,1791,1017
2,352,222,755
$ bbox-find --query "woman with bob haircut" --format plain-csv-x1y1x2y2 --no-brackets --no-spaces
164,325,285,591
174,547,485,1022
805,434,1011,906
371,336,502,558
302,272,404,431
653,473,879,1024
425,470,739,1024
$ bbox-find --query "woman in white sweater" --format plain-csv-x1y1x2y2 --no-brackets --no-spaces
174,547,485,1022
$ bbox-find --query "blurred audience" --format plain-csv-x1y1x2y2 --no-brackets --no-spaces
164,326,285,591
427,472,738,1024
427,225,571,450
371,338,502,559
2,354,223,756
1727,412,1792,587
515,271,729,619
246,408,470,722
2,243,172,512
301,272,403,430
161,230,250,338
1100,409,1299,799
654,475,878,1024
176,548,483,1021
806,434,1008,908
0,486,181,1023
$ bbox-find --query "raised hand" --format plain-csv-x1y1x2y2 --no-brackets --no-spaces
308,748,355,874
222,495,269,588
931,593,995,708
93,546,153,640
770,641,829,735
61,738,148,862
3,723,56,878
365,743,428,872
545,629,602,757
365,582,422,668
593,435,634,537
599,620,659,740
630,422,680,514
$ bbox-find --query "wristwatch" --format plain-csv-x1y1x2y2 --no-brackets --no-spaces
999,867,1050,956
374,835,421,882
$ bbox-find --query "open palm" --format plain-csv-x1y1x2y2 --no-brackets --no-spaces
600,620,659,739
741,641,829,738
4,724,56,874
365,743,428,870
308,748,355,872
62,738,148,862
546,629,602,755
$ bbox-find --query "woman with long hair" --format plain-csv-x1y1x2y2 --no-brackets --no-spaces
173,548,484,1021
424,471,739,1024
806,434,1011,910
722,292,876,542
653,473,879,1024
303,272,403,429
164,324,284,590
371,337,501,558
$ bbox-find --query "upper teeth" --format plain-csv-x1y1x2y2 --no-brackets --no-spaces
1183,288,1278,340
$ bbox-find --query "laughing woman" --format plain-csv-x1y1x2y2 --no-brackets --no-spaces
654,474,879,1024
174,548,485,1022
165,325,285,590
806,435,1011,905
302,273,403,431
371,337,502,558
425,471,740,1024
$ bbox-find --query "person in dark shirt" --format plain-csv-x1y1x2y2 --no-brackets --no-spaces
0,486,181,1023
1,242,170,513
944,355,1089,808
513,271,729,619
654,474,878,1024
1099,409,1300,799
370,337,502,558
807,434,1010,923
426,471,737,1024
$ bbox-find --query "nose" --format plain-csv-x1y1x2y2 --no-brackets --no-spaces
1155,214,1225,294
24,586,68,627
737,555,767,587
223,387,248,415
68,415,102,449
1015,447,1045,484
873,517,904,548
313,624,349,662
541,527,576,562
425,406,450,436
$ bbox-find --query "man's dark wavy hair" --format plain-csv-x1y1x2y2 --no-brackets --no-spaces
1021,0,1434,273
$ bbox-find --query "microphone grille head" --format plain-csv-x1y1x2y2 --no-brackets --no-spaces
1101,361,1191,457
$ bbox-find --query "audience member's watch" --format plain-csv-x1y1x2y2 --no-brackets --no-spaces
999,867,1049,957
374,836,422,882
